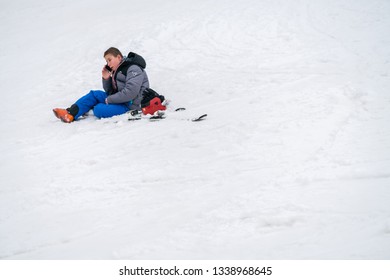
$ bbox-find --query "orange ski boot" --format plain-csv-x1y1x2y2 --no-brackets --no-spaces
53,108,74,123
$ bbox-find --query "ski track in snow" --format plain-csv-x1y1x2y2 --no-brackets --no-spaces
0,0,390,259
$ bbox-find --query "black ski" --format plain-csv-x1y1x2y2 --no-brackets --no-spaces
127,107,207,122
192,114,208,122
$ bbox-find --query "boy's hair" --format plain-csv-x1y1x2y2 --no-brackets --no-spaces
104,47,123,58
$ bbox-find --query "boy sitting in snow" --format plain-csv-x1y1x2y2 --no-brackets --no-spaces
53,47,149,123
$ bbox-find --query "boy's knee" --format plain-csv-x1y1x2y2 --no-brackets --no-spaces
91,90,107,101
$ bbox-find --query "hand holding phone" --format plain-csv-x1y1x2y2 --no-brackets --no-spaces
102,65,112,80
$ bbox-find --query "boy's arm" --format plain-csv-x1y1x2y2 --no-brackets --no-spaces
102,66,113,94
102,77,113,94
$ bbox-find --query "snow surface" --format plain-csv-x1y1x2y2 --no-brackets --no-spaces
1,0,390,259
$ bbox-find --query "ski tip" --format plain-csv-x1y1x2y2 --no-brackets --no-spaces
192,114,207,122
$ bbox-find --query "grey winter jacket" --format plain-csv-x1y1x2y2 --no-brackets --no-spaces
103,55,149,110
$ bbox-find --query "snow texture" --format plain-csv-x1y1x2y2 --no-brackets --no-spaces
0,0,390,259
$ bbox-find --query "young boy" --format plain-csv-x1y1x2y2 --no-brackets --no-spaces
53,47,149,123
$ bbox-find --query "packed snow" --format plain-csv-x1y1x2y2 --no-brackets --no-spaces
0,0,390,259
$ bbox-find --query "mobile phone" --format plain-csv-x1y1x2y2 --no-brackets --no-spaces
105,64,112,72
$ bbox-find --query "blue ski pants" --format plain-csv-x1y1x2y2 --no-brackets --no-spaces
74,90,131,120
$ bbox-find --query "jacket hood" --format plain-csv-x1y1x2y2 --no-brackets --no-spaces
125,52,146,69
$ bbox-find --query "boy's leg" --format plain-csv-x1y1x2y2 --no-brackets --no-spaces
70,90,108,120
93,103,130,119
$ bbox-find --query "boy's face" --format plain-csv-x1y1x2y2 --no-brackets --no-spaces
104,54,122,72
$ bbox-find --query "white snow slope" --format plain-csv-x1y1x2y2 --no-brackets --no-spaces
0,0,390,259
